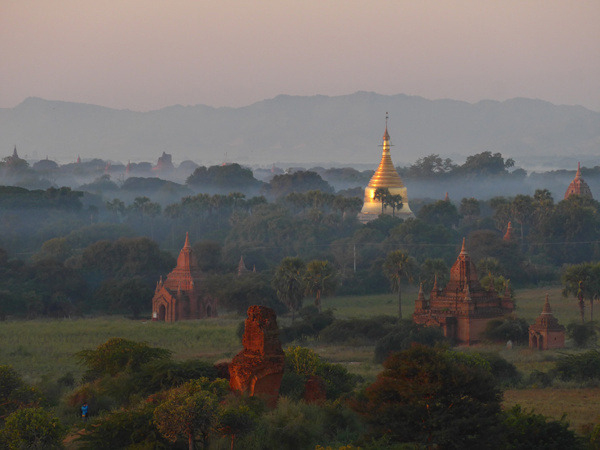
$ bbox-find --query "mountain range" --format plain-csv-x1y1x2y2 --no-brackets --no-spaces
1,92,599,170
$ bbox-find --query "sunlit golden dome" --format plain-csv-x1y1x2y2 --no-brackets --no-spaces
366,121,405,189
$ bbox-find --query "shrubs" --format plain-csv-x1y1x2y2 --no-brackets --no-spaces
502,405,582,449
555,350,600,382
279,306,335,343
567,322,597,348
319,316,397,345
482,317,530,344
281,347,360,400
373,320,447,363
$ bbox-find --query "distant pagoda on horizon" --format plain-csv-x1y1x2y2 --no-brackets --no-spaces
564,162,593,200
359,115,413,222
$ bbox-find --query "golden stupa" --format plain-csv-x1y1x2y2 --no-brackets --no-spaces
359,116,413,222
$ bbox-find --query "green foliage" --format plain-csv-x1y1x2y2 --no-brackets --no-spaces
77,338,172,380
373,321,447,363
279,307,334,343
383,250,418,318
206,272,284,316
562,262,600,322
283,347,359,400
153,378,227,448
555,350,600,382
272,257,306,320
186,163,262,192
268,172,334,198
417,199,459,228
567,322,597,347
0,407,65,450
476,352,522,387
502,405,582,449
128,359,219,397
0,365,43,421
76,402,169,450
304,260,338,311
319,316,397,345
355,345,502,448
482,317,529,344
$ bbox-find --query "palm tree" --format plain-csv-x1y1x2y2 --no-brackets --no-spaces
272,257,306,321
386,194,403,218
304,260,337,312
563,262,600,322
374,188,390,215
383,250,418,319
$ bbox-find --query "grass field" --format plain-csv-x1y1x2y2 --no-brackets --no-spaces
1,285,599,431
503,388,600,432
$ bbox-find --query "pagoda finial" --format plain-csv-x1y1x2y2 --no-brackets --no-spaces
183,232,190,249
444,192,449,202
383,112,390,141
432,274,438,292
576,162,581,178
12,146,18,158
460,237,467,255
542,293,552,314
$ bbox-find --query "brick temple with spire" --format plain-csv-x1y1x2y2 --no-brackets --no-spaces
359,115,413,222
529,294,565,350
564,162,593,200
413,238,514,345
152,233,218,322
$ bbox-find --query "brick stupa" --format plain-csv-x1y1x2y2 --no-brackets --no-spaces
151,233,217,322
229,306,285,406
529,294,565,350
413,238,514,345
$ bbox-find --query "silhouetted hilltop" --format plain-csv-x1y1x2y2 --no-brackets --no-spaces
1,93,599,168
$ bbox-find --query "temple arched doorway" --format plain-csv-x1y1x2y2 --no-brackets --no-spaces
206,304,212,318
158,305,166,321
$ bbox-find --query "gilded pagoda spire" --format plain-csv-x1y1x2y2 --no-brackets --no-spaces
359,114,413,221
367,114,405,189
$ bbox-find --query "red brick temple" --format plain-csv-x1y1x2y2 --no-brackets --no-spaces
413,239,514,345
151,233,217,322
529,294,565,350
564,162,593,200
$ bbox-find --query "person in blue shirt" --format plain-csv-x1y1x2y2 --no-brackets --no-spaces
81,402,88,421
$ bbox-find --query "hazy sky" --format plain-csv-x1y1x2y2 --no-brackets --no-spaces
2,0,599,111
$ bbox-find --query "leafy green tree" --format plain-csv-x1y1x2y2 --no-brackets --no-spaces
0,365,41,420
218,402,257,450
459,197,480,218
407,154,456,177
354,345,502,448
383,250,418,319
460,151,514,175
510,194,534,244
153,378,227,450
417,199,459,228
77,338,171,381
420,258,449,291
75,402,169,450
272,257,306,321
268,171,333,198
0,407,65,450
304,260,337,311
